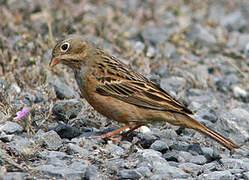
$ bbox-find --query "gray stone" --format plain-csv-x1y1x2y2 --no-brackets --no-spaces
105,158,126,173
52,99,83,121
238,34,249,52
178,151,193,163
208,4,226,23
201,111,217,123
221,11,246,31
0,78,7,89
161,129,179,141
47,158,67,167
152,161,171,175
0,110,6,120
163,44,177,58
168,161,180,167
66,143,89,156
189,101,201,112
49,77,79,99
146,46,156,57
24,91,43,104
73,137,102,151
39,130,63,150
216,109,248,145
150,140,169,153
69,161,88,172
202,162,217,172
136,166,152,178
0,131,14,142
160,76,186,92
244,42,249,57
188,142,207,155
198,170,234,180
137,133,159,149
187,89,207,96
244,172,249,180
231,108,249,123
216,74,240,92
2,172,29,180
53,123,81,139
141,25,173,44
201,147,214,157
0,121,23,134
42,49,52,63
154,165,190,179
118,0,142,12
10,83,21,94
227,31,240,48
163,151,179,162
107,142,125,156
219,64,238,74
150,174,166,180
120,140,132,150
178,163,202,175
186,24,216,46
118,169,142,179
7,136,31,155
85,165,102,180
36,164,85,179
33,129,45,139
133,41,145,53
136,149,190,178
136,149,165,165
39,150,72,160
234,145,249,157
221,158,249,171
194,65,209,88
156,63,168,77
229,168,244,174
190,155,207,165
6,0,38,15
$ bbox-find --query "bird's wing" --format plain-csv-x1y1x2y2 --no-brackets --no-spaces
94,53,193,114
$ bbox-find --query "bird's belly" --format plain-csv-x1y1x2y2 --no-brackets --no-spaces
83,90,171,125
85,93,138,123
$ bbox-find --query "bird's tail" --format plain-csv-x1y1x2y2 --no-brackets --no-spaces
174,113,239,150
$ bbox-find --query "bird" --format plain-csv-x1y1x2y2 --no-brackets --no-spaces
50,35,239,150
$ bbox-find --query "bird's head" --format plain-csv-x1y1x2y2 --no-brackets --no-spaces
50,35,88,68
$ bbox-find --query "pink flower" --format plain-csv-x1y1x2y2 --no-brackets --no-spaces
14,106,29,120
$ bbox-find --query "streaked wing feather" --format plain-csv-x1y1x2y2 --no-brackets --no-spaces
94,53,193,114
96,81,193,114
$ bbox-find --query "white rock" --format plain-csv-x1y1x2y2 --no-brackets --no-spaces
11,83,21,94
146,46,156,57
139,126,151,134
134,41,145,52
233,86,248,97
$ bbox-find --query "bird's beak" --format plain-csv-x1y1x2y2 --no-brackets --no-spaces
50,56,60,68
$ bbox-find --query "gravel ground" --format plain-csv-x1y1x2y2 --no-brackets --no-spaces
0,0,249,179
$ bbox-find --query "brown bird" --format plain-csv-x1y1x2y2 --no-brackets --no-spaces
50,35,239,150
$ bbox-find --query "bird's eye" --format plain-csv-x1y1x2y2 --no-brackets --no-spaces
60,42,70,52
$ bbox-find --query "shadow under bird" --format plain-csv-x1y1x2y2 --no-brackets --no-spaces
50,35,239,150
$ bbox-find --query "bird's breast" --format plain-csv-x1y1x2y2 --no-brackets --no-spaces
74,66,90,91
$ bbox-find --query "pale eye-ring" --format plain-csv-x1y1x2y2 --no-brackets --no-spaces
60,42,70,52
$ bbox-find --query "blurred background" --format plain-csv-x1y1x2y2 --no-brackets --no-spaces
0,0,249,179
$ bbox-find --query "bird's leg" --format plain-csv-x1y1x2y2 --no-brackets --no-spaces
93,124,130,139
121,124,142,136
